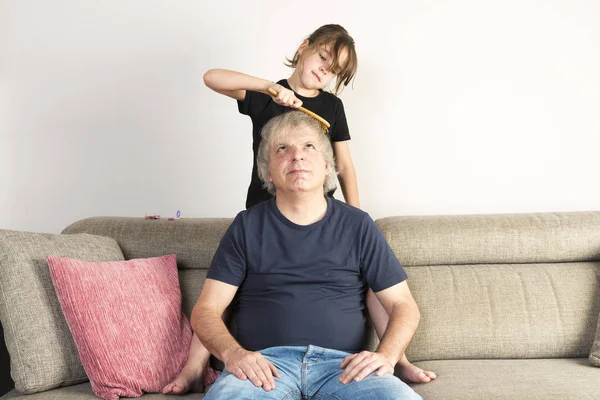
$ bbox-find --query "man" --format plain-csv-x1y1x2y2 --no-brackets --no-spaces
192,111,423,399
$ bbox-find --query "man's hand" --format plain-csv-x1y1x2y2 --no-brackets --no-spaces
224,348,281,392
339,351,395,384
267,84,303,108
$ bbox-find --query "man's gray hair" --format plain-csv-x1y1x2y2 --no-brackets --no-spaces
257,111,337,195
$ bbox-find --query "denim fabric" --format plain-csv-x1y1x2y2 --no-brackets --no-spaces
204,345,422,400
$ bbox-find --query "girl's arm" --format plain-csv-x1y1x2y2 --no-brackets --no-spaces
203,69,301,107
203,69,271,101
333,141,360,208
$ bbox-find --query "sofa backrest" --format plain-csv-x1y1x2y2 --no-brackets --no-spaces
377,211,600,361
62,211,600,361
62,217,231,321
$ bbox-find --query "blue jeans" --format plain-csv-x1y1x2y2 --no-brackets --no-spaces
204,345,422,400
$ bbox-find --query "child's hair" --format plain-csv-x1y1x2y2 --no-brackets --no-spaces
285,24,357,95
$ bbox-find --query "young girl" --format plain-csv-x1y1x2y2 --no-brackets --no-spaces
204,24,360,210
162,24,435,395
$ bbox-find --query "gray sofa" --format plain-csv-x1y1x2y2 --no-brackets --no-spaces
1,211,600,399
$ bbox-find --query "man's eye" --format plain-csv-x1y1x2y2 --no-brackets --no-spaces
277,146,286,152
306,143,315,148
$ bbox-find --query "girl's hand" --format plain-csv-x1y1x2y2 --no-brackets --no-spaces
267,84,303,108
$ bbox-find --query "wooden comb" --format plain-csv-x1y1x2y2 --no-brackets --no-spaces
267,87,331,133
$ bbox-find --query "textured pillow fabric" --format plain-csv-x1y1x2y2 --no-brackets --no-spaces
591,314,600,366
47,254,192,400
0,230,125,394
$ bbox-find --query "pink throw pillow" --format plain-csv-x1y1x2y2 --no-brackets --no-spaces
48,254,192,400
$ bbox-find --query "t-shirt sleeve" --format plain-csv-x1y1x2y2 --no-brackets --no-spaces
359,214,408,292
206,213,248,287
237,89,271,118
330,97,351,142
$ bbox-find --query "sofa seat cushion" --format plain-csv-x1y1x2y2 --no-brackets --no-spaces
4,359,596,400
1,382,206,399
410,358,598,400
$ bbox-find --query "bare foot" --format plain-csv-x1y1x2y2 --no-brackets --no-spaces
162,366,205,395
394,362,437,384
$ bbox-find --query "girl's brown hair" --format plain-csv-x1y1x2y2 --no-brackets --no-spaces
285,24,357,95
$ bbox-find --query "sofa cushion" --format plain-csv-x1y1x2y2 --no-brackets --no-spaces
403,262,600,361
61,217,233,270
1,382,208,399
47,255,192,400
377,211,600,266
590,312,600,366
409,358,598,400
0,230,125,394
4,360,595,400
59,217,236,375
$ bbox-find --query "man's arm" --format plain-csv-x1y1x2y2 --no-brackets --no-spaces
191,278,240,361
365,288,436,382
191,278,281,391
339,281,420,384
373,281,420,362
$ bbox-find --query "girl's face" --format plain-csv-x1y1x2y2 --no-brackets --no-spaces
297,41,348,91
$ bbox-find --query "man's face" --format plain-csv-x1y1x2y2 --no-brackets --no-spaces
268,125,329,195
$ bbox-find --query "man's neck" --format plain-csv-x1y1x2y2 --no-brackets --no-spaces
275,191,328,226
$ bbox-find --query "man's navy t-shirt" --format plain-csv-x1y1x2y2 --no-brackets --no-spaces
206,197,408,353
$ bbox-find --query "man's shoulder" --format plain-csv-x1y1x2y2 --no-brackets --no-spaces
330,198,370,223
235,198,272,223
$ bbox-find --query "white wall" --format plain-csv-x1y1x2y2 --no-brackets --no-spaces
1,0,599,233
